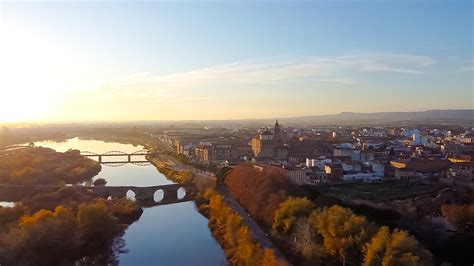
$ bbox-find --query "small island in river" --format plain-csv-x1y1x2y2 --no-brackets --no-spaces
0,147,142,266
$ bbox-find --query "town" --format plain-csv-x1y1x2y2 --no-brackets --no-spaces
155,121,474,189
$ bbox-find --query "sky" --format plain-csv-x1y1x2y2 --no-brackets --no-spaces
0,0,473,122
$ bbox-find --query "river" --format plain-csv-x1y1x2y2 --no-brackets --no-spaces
33,138,227,266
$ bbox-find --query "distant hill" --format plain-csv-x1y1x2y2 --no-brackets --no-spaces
277,109,474,125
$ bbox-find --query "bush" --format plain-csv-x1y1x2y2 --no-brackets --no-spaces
93,178,107,186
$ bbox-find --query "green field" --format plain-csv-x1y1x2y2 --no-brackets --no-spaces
313,181,447,203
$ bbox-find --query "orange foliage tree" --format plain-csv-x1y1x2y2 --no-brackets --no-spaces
203,190,287,266
224,164,303,226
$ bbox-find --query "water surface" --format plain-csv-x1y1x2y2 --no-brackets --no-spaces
34,138,227,266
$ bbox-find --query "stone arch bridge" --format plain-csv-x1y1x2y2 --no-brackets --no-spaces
0,183,196,207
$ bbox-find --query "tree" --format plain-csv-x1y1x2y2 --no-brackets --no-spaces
77,201,121,243
441,204,474,231
216,166,232,184
0,206,26,227
203,189,287,266
223,213,244,257
224,164,303,226
273,197,315,234
310,205,376,265
1,206,82,265
93,178,107,186
364,226,433,266
232,226,264,266
291,217,324,262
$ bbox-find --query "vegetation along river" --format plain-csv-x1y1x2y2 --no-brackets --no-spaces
34,138,227,266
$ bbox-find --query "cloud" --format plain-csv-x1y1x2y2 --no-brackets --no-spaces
102,52,435,101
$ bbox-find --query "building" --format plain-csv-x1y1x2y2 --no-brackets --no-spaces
446,155,474,187
195,144,233,164
334,147,361,162
276,146,289,160
251,120,282,159
306,158,332,169
307,169,328,185
390,157,450,181
251,130,275,159
394,168,417,181
443,143,474,156
274,120,281,143
342,171,383,183
360,150,375,161
282,167,313,185
324,163,344,181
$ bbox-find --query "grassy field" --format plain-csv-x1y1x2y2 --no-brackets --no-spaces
312,181,447,203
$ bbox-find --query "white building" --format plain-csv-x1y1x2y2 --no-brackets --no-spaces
342,172,383,183
306,158,332,169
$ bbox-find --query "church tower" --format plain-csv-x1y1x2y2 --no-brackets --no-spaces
274,120,281,142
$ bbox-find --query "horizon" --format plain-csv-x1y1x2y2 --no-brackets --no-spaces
0,1,473,122
1,108,473,126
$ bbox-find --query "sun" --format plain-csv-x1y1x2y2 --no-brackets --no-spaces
0,27,51,121
0,24,68,122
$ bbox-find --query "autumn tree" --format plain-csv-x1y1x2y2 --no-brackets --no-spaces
260,248,287,266
441,204,474,231
364,226,433,266
291,217,324,262
310,205,376,266
0,147,101,185
77,201,122,244
224,164,303,226
203,189,287,266
273,197,315,234
232,226,264,266
93,178,107,186
0,206,82,265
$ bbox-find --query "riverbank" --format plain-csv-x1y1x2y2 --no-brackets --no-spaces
146,153,288,265
197,190,287,266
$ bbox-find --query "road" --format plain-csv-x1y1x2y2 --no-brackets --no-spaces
150,151,288,263
217,186,289,263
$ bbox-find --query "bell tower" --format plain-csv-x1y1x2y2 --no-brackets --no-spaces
274,120,280,142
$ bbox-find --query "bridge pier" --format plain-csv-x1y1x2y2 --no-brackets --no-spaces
98,155,102,163
128,155,131,163
134,187,156,201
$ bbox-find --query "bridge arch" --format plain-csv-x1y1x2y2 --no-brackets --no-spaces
177,187,186,200
102,162,128,167
131,149,149,155
126,189,136,201
153,189,164,203
103,150,129,156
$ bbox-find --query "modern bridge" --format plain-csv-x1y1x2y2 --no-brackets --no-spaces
80,149,156,164
0,183,196,207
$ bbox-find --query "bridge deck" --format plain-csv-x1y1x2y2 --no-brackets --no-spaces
0,183,196,207
82,153,152,157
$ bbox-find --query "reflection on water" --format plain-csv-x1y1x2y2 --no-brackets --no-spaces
0,202,15,208
34,138,227,266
